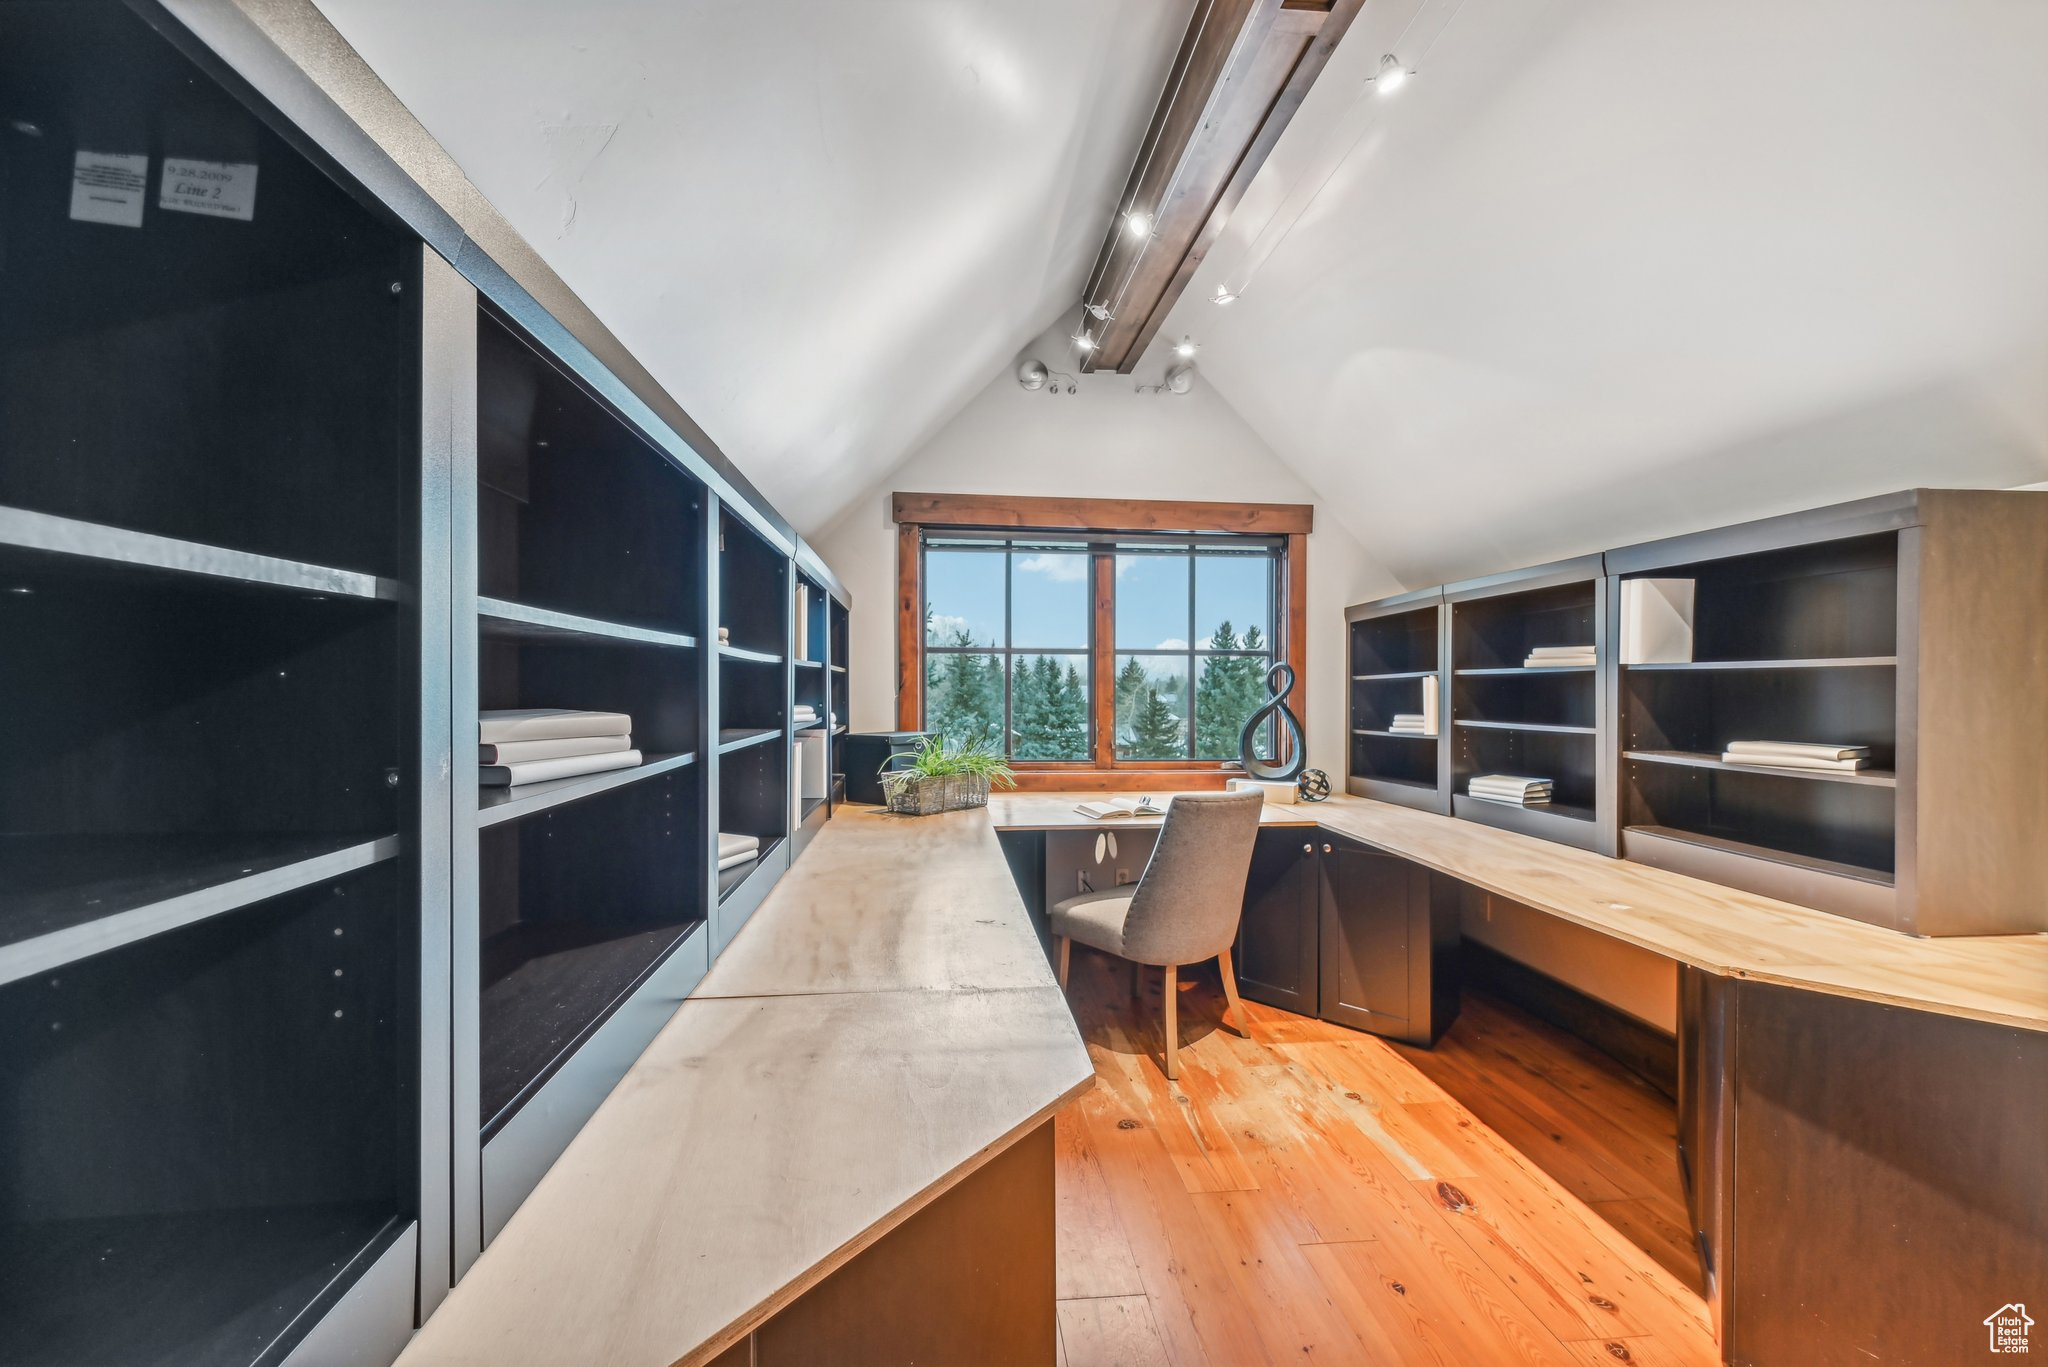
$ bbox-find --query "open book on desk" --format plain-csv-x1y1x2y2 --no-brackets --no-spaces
1075,796,1165,820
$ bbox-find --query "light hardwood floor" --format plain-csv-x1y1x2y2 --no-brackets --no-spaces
1053,946,1719,1367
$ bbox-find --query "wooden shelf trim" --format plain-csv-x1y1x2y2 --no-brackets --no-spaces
476,753,699,828
0,503,395,600
1625,749,1898,788
478,596,698,650
0,835,400,989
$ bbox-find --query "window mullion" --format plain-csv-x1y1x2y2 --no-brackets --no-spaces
1091,550,1115,766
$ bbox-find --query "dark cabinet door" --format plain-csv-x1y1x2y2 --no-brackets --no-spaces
1234,829,1319,1014
1318,834,1422,1039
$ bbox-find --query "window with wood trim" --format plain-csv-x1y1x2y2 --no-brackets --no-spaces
894,494,1310,785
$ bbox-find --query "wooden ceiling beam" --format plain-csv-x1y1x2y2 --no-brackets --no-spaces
1078,0,1367,373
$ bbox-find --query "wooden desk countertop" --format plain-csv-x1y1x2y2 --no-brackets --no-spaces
397,808,1092,1367
990,791,2048,1033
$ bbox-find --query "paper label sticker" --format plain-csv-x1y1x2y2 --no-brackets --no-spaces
159,158,258,221
69,150,148,228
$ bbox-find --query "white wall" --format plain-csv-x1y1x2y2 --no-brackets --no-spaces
810,325,1401,778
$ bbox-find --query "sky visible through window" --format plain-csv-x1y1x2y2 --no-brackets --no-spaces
924,542,1276,761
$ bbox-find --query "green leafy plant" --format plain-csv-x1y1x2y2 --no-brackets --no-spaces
880,735,1016,793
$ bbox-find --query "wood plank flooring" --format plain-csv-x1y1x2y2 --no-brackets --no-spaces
1054,947,1718,1367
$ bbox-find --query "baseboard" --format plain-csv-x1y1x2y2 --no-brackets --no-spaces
1461,941,1677,1100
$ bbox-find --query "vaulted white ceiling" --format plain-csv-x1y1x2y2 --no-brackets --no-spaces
318,0,2048,584
1160,0,2048,585
313,0,1192,532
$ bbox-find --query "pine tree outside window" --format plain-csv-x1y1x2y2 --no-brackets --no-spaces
923,539,1092,759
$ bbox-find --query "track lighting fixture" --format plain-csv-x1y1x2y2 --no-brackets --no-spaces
1174,335,1199,359
1124,210,1150,239
1085,302,1115,322
1211,284,1237,305
1071,330,1096,352
1017,357,1078,395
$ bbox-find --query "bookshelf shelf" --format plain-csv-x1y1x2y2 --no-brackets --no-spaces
0,506,395,601
1455,719,1596,736
1624,825,1896,889
1625,749,1897,788
1624,656,1896,672
476,752,699,828
479,597,698,650
0,834,398,989
1346,592,1448,812
1455,665,1595,676
718,728,780,754
794,658,826,670
718,644,783,665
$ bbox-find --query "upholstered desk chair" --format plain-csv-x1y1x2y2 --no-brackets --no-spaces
1050,790,1264,1079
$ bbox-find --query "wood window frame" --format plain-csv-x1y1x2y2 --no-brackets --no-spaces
893,493,1312,791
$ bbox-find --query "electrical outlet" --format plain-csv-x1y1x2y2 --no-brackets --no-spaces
1077,870,1093,895
1115,867,1135,886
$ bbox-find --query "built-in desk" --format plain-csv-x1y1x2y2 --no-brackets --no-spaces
992,790,2048,1365
399,791,2042,1367
397,808,1090,1367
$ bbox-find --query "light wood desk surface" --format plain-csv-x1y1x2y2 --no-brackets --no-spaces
989,791,2048,1033
397,809,1091,1367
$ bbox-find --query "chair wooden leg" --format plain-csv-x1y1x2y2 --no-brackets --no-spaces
1130,957,1141,998
1055,936,1070,989
1162,964,1179,1081
1217,948,1248,1038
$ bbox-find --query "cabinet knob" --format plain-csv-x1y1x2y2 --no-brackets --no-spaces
1302,843,1313,854
1322,843,1333,854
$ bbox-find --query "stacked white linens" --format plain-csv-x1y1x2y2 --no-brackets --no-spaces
1468,774,1553,806
1721,741,1870,772
480,709,640,787
793,704,820,726
1524,645,1596,668
718,831,761,872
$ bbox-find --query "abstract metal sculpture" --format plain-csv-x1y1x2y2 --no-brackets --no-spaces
1239,662,1305,783
1297,768,1331,802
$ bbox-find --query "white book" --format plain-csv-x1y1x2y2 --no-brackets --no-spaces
718,848,759,872
1620,578,1695,665
1722,752,1870,772
479,708,632,743
1724,740,1869,761
1075,797,1164,820
792,742,804,830
794,588,810,662
1421,676,1439,734
1527,645,1597,657
797,730,829,800
718,831,761,860
1469,792,1551,807
480,749,641,788
478,734,632,765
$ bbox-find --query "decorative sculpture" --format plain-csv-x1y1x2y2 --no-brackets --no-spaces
1239,662,1306,783
1297,768,1331,802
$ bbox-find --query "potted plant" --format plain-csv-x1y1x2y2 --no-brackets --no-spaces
878,735,1015,816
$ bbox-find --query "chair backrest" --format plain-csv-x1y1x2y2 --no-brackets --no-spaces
1120,791,1265,966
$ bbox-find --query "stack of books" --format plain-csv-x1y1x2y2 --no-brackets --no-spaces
1524,645,1596,668
480,709,640,787
1721,741,1870,772
1389,676,1439,736
1467,774,1553,807
718,831,760,873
